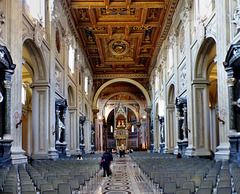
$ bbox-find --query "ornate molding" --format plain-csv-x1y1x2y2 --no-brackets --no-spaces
93,74,149,79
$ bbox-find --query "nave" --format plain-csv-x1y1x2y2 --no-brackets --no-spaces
0,153,240,194
94,155,153,194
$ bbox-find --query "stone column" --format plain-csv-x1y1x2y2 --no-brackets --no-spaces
136,122,141,150
99,122,103,152
145,107,152,151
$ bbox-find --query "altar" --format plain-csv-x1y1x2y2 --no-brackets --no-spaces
114,100,129,151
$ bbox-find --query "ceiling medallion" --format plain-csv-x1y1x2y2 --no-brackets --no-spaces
109,40,129,56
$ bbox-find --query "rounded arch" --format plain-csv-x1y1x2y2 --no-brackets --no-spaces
105,104,139,123
67,85,75,106
23,39,47,82
93,78,151,108
99,92,145,115
194,37,216,79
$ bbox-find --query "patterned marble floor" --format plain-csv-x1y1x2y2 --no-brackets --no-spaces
93,155,155,194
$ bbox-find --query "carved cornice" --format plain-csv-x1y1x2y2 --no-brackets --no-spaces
93,74,149,79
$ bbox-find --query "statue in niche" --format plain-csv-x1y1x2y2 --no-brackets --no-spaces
58,119,65,143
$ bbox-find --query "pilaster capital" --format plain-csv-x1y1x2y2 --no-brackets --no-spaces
92,108,99,115
144,107,152,114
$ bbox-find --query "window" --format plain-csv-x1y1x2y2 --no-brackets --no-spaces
84,76,88,94
131,125,134,132
26,0,45,26
69,45,75,73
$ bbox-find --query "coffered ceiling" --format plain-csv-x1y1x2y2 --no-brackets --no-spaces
63,0,179,106
67,0,179,79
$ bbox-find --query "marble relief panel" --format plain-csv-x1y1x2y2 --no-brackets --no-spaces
178,63,187,93
55,66,63,93
79,92,82,113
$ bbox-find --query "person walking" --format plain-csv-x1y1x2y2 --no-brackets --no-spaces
101,149,113,177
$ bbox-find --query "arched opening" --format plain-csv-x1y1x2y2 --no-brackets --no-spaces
67,85,76,152
208,62,219,152
22,39,48,158
103,103,138,151
166,84,175,153
22,65,33,156
193,37,217,156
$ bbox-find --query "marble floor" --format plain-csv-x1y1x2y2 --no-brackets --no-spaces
92,155,155,194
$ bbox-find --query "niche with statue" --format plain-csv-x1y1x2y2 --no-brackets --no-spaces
55,99,68,157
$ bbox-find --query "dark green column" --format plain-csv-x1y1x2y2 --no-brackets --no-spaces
55,109,60,142
3,79,12,135
227,78,236,131
183,105,188,139
62,114,66,142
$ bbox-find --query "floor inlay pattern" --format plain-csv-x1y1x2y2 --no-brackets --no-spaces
94,155,154,194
